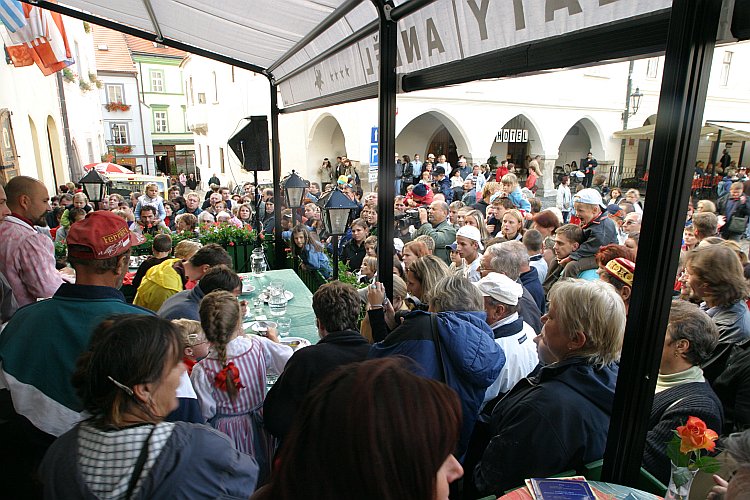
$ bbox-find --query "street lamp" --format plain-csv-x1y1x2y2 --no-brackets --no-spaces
317,187,358,280
109,124,119,164
284,170,307,272
79,169,110,204
628,87,643,117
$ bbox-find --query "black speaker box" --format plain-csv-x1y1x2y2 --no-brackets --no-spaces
228,115,270,171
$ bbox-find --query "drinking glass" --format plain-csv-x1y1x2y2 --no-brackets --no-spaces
253,298,264,318
269,280,284,295
277,317,291,336
269,293,287,316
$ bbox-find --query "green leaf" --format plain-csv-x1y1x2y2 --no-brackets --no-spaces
694,456,722,474
671,467,693,488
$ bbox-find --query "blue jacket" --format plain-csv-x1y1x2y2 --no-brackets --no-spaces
474,357,618,495
369,310,505,459
301,244,332,279
157,285,205,321
507,187,531,212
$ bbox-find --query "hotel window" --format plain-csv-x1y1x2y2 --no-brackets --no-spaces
106,84,124,104
646,58,658,79
111,123,128,145
197,93,206,104
151,70,164,92
154,111,168,133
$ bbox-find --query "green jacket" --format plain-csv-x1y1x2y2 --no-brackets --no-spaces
415,219,456,264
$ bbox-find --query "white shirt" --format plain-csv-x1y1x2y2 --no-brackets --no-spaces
483,313,539,405
462,254,482,283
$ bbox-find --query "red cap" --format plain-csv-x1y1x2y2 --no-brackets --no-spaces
67,211,146,259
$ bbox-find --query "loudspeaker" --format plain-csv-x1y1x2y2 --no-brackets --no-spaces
228,115,270,171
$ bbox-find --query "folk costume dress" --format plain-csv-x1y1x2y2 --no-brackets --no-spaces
191,335,292,479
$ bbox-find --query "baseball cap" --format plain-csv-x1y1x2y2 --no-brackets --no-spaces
573,188,606,209
456,225,484,250
604,257,635,286
427,153,435,159
473,272,523,306
606,204,624,217
446,242,458,251
412,183,428,197
67,211,146,259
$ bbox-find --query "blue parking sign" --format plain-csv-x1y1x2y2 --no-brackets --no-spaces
371,127,378,144
370,145,378,165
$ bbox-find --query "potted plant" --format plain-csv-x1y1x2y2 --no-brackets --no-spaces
62,68,76,83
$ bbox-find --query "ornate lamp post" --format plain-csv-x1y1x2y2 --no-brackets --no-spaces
317,187,358,280
284,170,307,271
79,169,110,205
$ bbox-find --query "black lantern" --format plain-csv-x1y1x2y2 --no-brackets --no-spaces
79,169,110,204
629,87,643,116
317,188,358,280
284,170,307,209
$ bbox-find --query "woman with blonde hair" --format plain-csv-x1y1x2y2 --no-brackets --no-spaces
501,209,525,241
463,209,491,242
696,199,717,213
405,255,451,307
474,279,625,496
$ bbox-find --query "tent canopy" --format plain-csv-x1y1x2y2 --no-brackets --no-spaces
29,0,672,110
614,122,750,142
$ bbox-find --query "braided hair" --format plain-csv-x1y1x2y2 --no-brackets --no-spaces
199,290,242,401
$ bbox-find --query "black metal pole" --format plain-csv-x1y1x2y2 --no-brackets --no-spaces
270,83,285,269
254,170,262,248
373,0,397,299
333,235,339,281
291,210,298,272
601,0,722,486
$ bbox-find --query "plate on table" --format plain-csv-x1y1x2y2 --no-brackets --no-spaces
243,320,277,333
279,337,311,351
258,290,294,303
242,283,256,294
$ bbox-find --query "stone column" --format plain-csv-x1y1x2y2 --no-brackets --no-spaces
537,155,558,197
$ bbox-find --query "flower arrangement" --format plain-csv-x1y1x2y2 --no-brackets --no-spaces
88,72,103,89
105,102,131,112
198,222,257,247
62,68,76,83
83,21,91,33
114,145,133,154
666,416,720,497
79,79,92,92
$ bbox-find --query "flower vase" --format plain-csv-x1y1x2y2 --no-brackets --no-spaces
665,462,698,500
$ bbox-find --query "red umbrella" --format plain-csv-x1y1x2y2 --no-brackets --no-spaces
83,162,134,174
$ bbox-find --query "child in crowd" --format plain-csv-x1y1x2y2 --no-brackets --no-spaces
291,224,333,279
135,182,167,222
173,318,209,376
192,291,293,481
500,173,532,213
54,207,86,243
364,235,378,257
560,188,618,278
59,192,91,228
359,255,378,284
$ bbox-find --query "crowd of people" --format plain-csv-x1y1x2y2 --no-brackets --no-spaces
0,149,749,499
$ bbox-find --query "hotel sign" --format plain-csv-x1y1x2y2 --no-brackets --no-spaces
495,129,529,143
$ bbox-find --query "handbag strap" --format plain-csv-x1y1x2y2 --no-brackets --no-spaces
430,313,447,383
125,424,157,500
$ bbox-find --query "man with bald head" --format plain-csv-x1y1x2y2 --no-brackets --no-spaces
0,184,17,322
0,176,64,307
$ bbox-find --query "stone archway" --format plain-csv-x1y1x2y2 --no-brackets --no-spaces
557,117,604,169
308,113,346,185
28,116,45,183
489,114,544,169
396,110,470,165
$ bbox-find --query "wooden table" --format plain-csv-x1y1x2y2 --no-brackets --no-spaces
238,269,318,344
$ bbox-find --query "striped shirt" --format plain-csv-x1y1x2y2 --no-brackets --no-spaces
0,216,63,307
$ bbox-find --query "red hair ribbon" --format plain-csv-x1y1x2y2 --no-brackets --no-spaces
214,362,245,392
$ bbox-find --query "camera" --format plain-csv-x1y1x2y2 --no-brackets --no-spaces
395,209,420,229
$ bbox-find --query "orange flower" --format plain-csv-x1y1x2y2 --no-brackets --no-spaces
676,416,719,454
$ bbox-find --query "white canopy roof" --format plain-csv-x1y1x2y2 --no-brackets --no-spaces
34,0,672,109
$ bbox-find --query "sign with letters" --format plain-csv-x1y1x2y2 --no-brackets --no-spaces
280,0,672,107
496,129,529,143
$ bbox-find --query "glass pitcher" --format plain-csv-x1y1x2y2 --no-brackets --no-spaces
251,247,267,277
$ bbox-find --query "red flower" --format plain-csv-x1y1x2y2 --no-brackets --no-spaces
214,362,244,392
229,241,235,246
676,416,719,454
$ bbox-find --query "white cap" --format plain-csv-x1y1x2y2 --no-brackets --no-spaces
573,188,606,208
473,272,523,306
456,225,484,250
393,238,404,253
